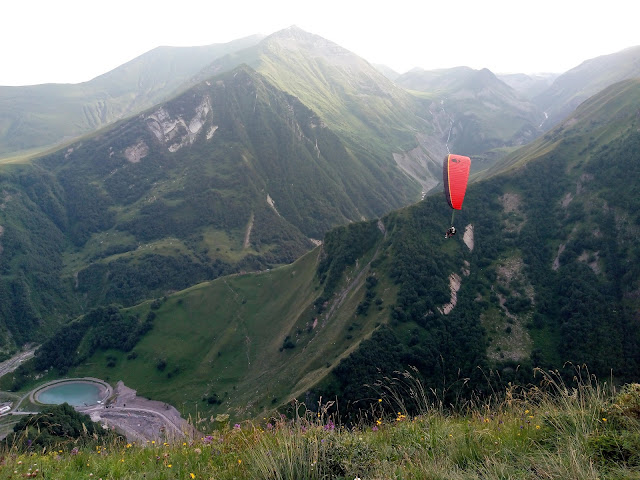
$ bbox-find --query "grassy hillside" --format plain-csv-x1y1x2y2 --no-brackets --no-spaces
476,78,640,180
2,377,640,479
31,220,395,424
67,249,325,420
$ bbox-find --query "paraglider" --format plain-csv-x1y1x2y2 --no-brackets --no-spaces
443,154,470,238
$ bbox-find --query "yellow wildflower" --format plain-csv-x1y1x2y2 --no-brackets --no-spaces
190,474,196,479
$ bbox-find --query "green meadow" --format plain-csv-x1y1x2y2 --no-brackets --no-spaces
66,243,390,425
2,373,639,479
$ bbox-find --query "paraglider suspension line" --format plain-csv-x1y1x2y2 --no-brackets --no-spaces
450,210,455,227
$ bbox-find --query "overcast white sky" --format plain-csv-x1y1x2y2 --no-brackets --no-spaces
2,0,638,86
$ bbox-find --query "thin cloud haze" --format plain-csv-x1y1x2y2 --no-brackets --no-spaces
3,0,638,85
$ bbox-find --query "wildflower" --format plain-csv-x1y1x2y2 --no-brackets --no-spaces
234,423,241,430
126,444,132,449
167,464,172,468
372,426,378,432
190,474,196,479
525,410,529,414
536,425,540,429
378,399,382,403
602,418,607,422
194,448,201,455
238,459,242,465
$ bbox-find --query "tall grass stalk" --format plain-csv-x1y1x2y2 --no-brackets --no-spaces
1,370,638,479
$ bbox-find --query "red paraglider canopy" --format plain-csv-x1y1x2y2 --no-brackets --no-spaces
443,154,471,210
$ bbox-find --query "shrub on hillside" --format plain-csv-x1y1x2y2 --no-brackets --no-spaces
3,403,116,451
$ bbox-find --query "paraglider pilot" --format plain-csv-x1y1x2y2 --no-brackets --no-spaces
445,226,456,238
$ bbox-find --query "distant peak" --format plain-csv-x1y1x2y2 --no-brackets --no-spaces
264,25,352,58
269,25,314,39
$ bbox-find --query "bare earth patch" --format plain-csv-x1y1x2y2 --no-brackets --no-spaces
81,381,196,444
441,273,462,315
463,224,474,251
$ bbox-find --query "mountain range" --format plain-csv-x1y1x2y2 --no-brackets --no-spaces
0,27,639,423
0,35,264,158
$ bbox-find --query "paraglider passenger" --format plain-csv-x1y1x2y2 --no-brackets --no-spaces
445,226,456,238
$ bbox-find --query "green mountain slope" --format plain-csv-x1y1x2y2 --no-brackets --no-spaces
0,36,263,158
27,78,640,422
316,79,640,410
0,63,419,351
198,26,444,193
534,45,640,129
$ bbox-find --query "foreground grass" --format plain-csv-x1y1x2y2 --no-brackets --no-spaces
1,372,639,479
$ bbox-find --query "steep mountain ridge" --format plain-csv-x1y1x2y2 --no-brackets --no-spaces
198,26,443,192
534,45,640,129
0,35,264,158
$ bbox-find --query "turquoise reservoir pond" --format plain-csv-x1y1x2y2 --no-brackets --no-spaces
36,382,102,406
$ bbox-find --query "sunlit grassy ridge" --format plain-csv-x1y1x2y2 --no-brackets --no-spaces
2,372,639,479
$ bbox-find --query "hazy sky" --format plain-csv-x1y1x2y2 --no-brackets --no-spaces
3,0,638,86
